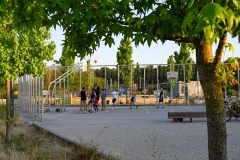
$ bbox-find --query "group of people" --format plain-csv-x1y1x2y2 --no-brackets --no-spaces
78,87,164,113
79,87,107,114
79,87,119,114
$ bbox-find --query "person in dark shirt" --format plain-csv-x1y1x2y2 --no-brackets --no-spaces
79,87,87,114
157,88,164,109
93,87,100,111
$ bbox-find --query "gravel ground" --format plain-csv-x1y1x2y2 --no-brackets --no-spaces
18,106,240,160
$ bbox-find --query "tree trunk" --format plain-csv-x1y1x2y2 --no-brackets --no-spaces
6,79,10,142
195,41,227,160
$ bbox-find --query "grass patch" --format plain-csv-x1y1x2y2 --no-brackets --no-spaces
0,105,115,160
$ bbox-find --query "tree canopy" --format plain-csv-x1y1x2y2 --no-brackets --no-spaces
3,0,240,159
7,0,240,59
0,26,55,79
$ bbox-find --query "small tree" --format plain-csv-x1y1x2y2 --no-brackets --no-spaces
117,38,134,102
117,38,134,88
82,60,92,91
174,43,194,83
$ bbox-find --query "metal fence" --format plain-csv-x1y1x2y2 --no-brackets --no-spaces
45,62,239,106
18,62,239,118
18,74,45,121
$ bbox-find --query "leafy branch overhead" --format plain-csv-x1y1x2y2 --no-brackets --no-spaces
8,1,240,59
2,0,240,159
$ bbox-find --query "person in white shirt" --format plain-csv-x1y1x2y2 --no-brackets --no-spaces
111,88,118,109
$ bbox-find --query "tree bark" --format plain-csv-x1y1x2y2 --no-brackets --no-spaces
6,79,10,142
195,41,227,160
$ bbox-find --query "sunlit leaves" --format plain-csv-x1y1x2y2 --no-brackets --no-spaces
196,3,227,42
0,26,55,79
216,58,239,87
7,0,240,59
225,43,234,53
233,0,240,8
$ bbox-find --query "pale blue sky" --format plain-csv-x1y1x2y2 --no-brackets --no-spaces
48,26,240,67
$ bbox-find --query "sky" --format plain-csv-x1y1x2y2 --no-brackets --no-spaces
48,26,240,67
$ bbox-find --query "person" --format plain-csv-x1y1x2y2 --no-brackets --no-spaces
111,88,118,109
130,90,138,109
79,87,87,114
157,88,164,108
93,87,100,111
88,90,95,113
101,88,107,111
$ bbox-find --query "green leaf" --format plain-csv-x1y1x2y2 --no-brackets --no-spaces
80,21,88,35
226,43,234,53
124,27,133,37
145,33,154,47
133,34,144,46
233,0,240,8
185,0,194,10
134,20,142,30
98,9,106,20
196,3,227,41
182,12,198,32
225,9,235,30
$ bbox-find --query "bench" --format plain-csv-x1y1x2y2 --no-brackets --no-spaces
168,111,206,122
168,111,231,122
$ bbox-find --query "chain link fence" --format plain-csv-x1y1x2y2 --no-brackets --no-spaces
44,62,239,106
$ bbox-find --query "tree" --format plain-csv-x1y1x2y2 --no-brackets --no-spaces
117,37,134,103
54,45,75,91
117,38,134,88
7,1,240,159
173,43,194,83
44,68,52,90
0,24,55,142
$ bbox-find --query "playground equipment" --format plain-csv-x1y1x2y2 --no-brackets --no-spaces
47,61,86,111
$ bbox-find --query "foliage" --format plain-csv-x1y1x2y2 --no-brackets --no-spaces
227,89,238,96
5,0,240,159
0,26,55,79
117,38,134,88
216,57,239,87
82,60,92,90
167,55,176,87
93,77,105,89
44,68,52,90
173,43,194,83
54,45,76,91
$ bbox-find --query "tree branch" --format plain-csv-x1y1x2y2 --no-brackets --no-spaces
213,32,227,67
164,36,193,43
